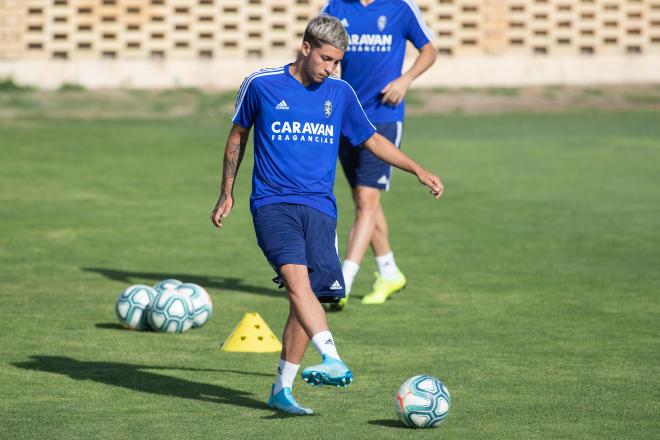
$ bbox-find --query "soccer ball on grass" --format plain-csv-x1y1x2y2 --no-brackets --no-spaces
115,284,156,330
153,278,183,294
148,290,194,333
394,374,451,428
175,283,213,328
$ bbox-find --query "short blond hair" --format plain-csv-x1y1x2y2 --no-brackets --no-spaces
304,15,349,51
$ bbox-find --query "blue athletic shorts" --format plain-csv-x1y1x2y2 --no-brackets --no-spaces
252,203,346,303
339,121,403,191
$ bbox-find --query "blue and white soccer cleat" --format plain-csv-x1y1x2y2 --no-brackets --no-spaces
267,385,314,415
301,355,353,387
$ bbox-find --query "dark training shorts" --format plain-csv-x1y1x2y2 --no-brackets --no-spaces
252,203,345,303
339,121,403,191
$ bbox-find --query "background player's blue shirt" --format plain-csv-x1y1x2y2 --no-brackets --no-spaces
232,65,376,219
322,0,432,123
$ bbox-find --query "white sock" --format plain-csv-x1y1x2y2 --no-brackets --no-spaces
311,331,340,361
376,252,398,279
273,359,300,395
342,260,359,295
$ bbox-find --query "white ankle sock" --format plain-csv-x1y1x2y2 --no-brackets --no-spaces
376,252,398,279
311,331,340,361
342,260,359,295
273,359,300,394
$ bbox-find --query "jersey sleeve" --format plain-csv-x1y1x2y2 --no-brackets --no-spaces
320,0,334,15
341,82,376,147
403,1,432,49
231,76,259,128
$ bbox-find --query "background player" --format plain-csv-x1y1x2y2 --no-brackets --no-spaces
322,0,437,307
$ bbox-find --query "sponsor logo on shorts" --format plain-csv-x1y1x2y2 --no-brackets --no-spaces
329,280,343,290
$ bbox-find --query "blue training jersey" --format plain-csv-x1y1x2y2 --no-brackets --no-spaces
322,0,432,123
232,65,376,219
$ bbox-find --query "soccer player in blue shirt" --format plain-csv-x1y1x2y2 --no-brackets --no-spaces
322,0,437,307
210,15,444,416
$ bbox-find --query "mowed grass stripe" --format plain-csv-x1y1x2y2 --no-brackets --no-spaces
0,111,658,439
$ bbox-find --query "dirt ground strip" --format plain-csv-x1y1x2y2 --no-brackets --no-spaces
1,84,659,119
406,84,660,116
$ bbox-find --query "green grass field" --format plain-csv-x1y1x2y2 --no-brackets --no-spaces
1,101,659,439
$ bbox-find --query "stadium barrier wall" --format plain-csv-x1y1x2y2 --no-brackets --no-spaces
1,55,659,90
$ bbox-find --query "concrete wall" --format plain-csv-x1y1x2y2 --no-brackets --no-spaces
1,0,659,89
1,55,659,89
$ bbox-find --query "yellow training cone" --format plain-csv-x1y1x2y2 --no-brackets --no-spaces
221,312,282,353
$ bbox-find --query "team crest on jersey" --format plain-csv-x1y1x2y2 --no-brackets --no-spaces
324,100,332,118
377,15,387,31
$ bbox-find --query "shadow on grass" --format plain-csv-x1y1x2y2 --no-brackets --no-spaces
368,419,408,429
82,267,282,299
95,322,125,330
13,355,271,411
261,412,318,419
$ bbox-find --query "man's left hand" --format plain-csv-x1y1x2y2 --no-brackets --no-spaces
380,75,412,106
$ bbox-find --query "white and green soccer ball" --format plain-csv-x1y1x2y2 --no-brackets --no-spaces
175,283,213,328
153,278,183,294
148,290,194,333
395,375,451,429
115,284,156,330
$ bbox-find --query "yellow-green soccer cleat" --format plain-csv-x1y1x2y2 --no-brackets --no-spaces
361,270,407,304
328,295,349,311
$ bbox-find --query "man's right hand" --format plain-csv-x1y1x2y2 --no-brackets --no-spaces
210,194,234,228
415,168,444,199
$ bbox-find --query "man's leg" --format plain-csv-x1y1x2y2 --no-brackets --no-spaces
280,264,329,337
269,264,331,416
370,203,391,256
371,203,403,280
275,304,308,395
361,202,407,304
269,304,313,415
280,304,310,365
340,122,405,305
342,186,381,296
278,263,353,387
345,186,381,263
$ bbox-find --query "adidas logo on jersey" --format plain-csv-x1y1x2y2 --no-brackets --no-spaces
275,100,289,110
377,175,389,185
340,18,349,27
329,280,342,290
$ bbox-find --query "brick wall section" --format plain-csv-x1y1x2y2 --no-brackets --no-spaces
1,0,659,61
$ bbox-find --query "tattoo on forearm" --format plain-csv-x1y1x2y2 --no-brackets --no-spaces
221,139,247,191
223,143,241,179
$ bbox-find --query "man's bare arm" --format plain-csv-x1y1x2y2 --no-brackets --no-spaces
381,42,437,106
363,132,444,199
210,124,250,228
